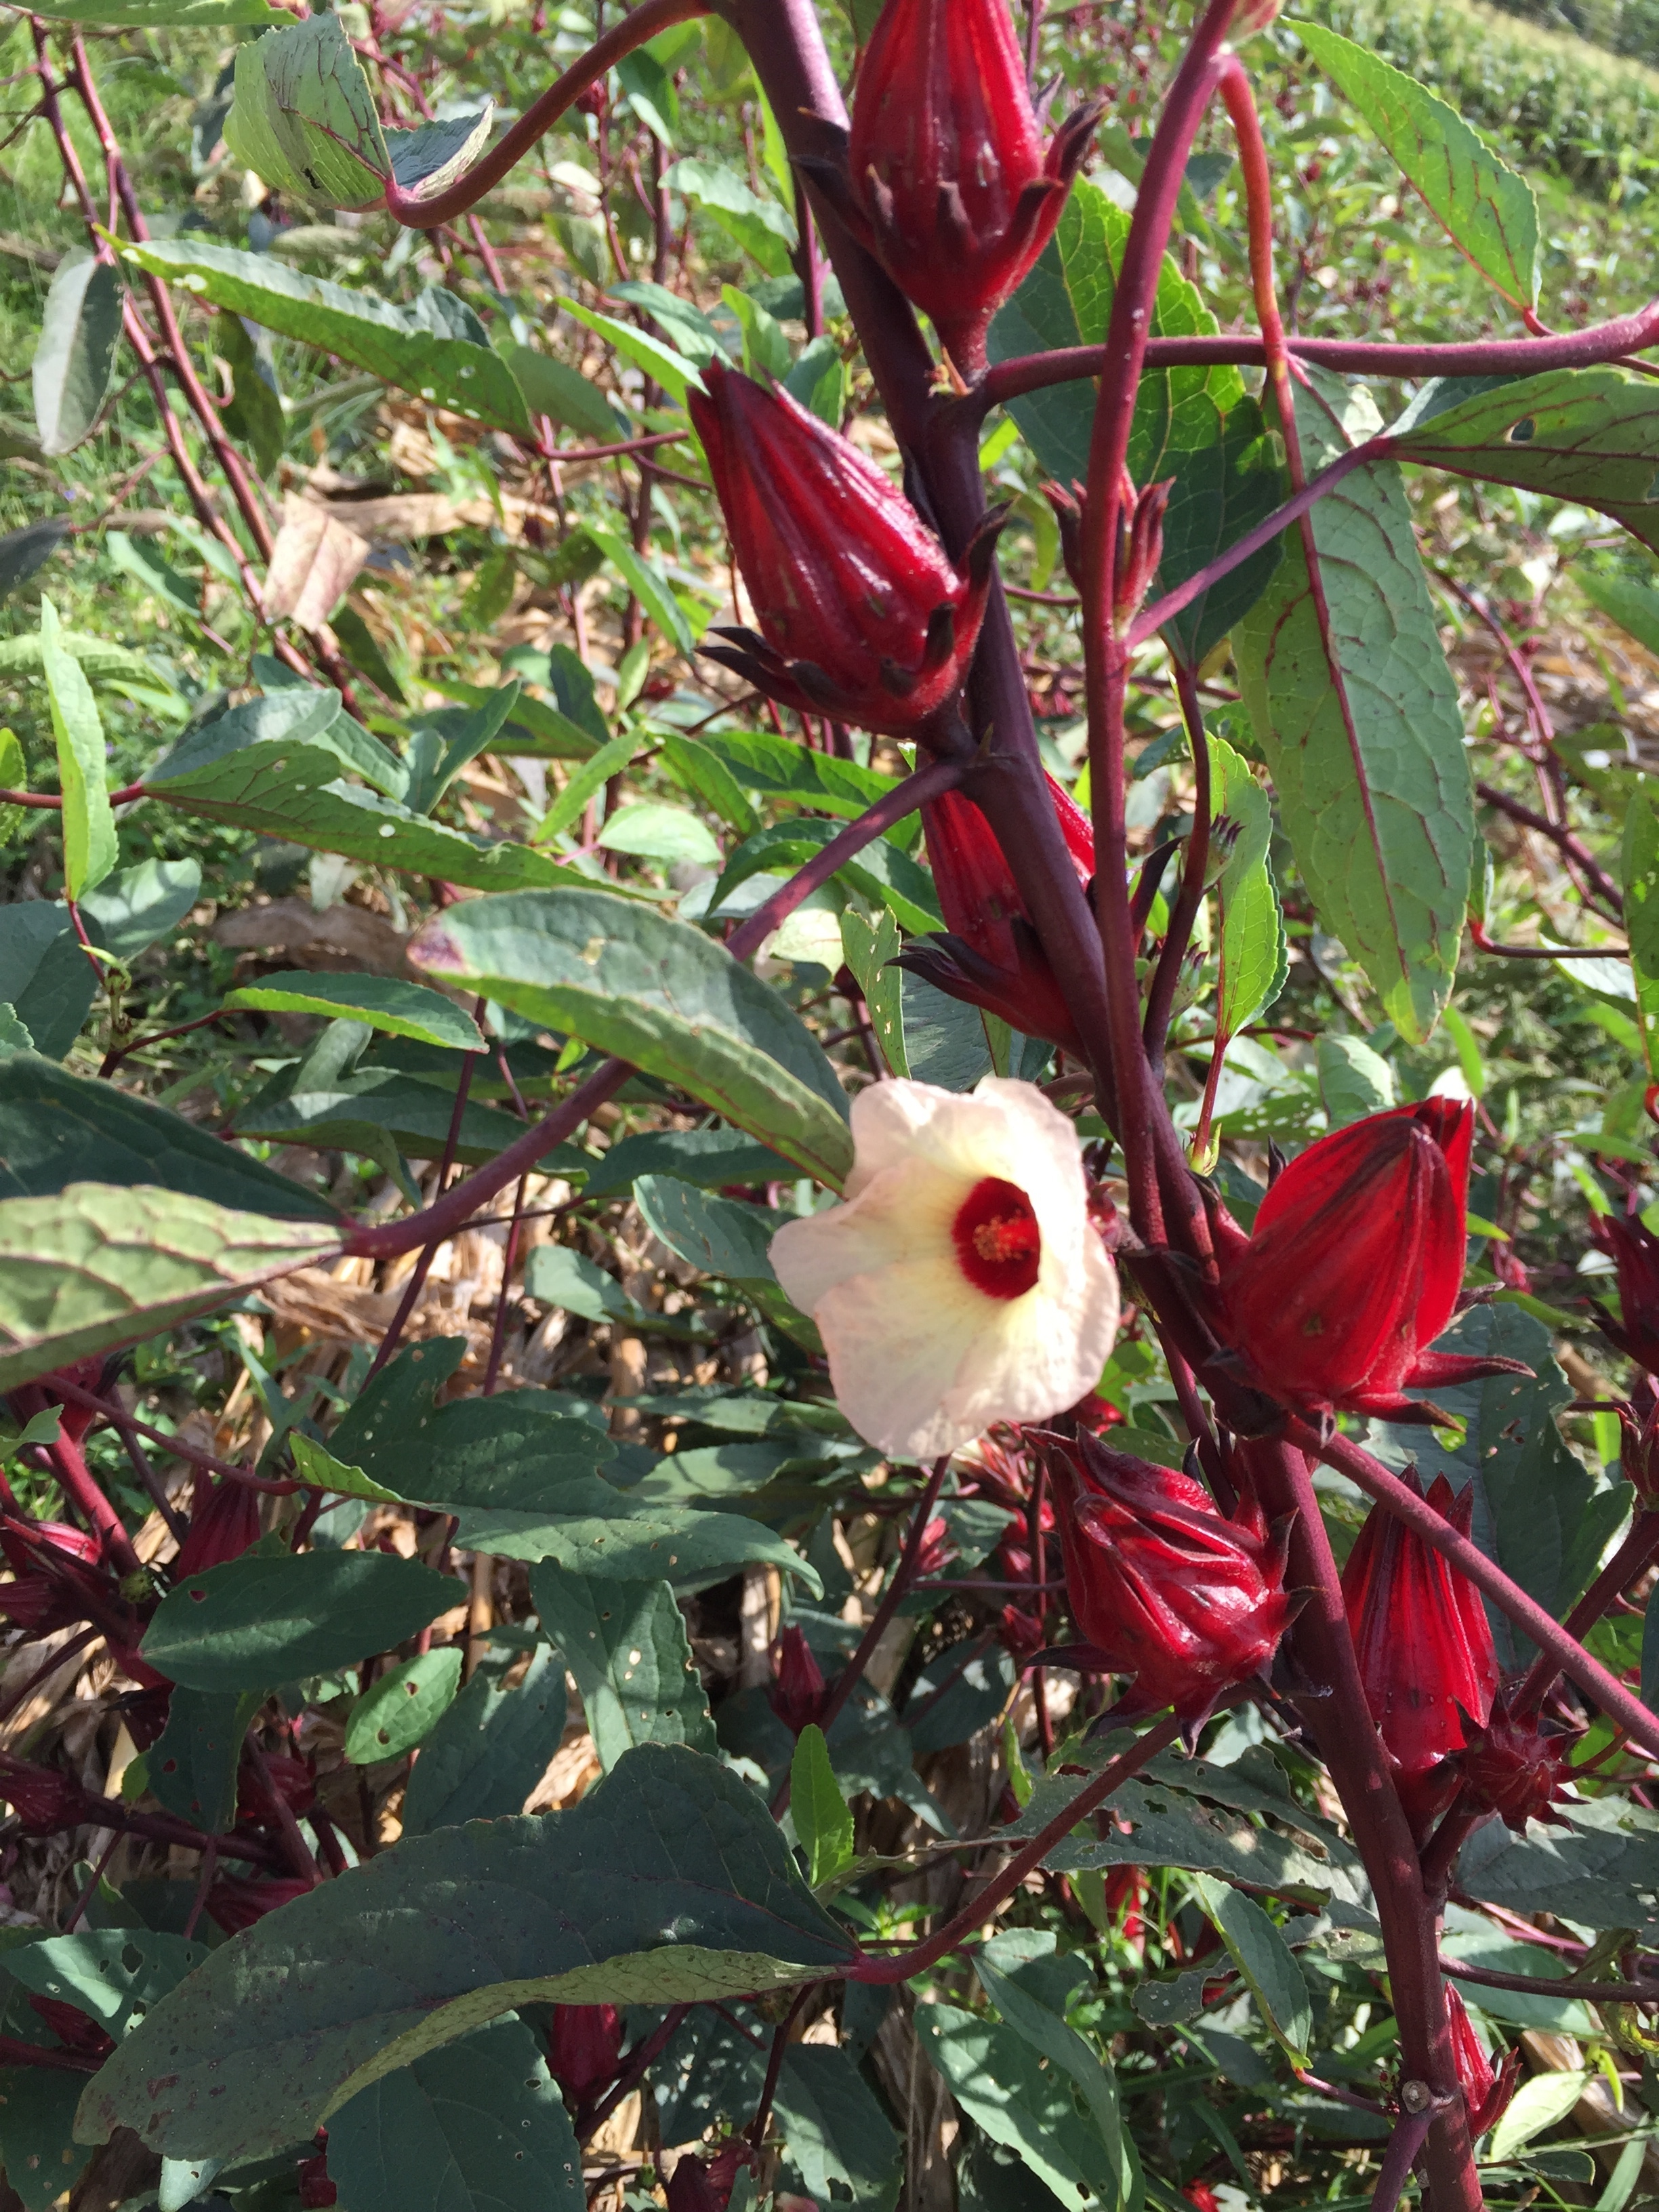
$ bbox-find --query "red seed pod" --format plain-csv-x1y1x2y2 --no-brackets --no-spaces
173,1474,263,1580
896,781,1092,1052
1218,1100,1530,1422
1340,1473,1499,1835
688,364,1001,737
767,1626,830,1737
0,1754,98,1835
800,0,1101,374
1042,1432,1294,1723
207,1875,315,1934
548,2003,623,2105
1590,1209,1659,1376
1444,1985,1521,2139
1456,1691,1573,1834
0,1519,108,1635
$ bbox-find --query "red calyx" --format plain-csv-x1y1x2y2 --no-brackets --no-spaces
1042,1431,1294,1724
799,0,1101,375
687,363,1000,737
897,779,1093,1052
548,2003,623,2106
1455,1690,1573,1833
173,1474,264,1580
1183,2186,1222,2212
1619,1383,1659,1505
1218,1099,1530,1423
1590,1208,1659,1376
667,2144,754,2212
298,2150,339,2209
27,1994,114,2062
768,1624,830,1736
236,1752,315,1827
0,1754,98,1835
1444,1984,1520,2139
7,1358,106,1448
207,1875,316,1934
1340,1473,1499,1836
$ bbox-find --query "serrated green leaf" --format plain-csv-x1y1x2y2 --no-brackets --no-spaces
1210,733,1286,1040
1294,22,1539,310
1622,782,1659,1061
223,15,388,209
400,1648,568,1835
148,1687,263,1832
124,239,532,434
1235,369,1471,1042
531,1561,716,1767
41,598,117,902
499,344,622,441
579,523,697,653
1189,1872,1313,2063
223,971,485,1051
409,888,853,1187
560,301,705,404
343,1649,464,1765
325,2015,583,2212
33,255,122,458
790,1723,855,1887
77,1744,859,2165
142,1550,459,1693
0,1183,339,1392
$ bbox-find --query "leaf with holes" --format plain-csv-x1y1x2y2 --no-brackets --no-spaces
409,888,853,1187
343,1650,464,1766
530,1561,716,1768
1295,24,1539,310
1235,369,1471,1042
77,1744,861,2164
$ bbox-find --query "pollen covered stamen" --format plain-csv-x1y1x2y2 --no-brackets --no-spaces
954,1175,1042,1299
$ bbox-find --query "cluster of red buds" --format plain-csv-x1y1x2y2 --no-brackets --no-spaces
1591,1209,1659,1376
896,779,1094,1053
689,364,1002,737
798,0,1103,374
1047,472,1174,626
1216,1100,1529,1424
1042,1431,1295,1724
1340,1472,1499,1835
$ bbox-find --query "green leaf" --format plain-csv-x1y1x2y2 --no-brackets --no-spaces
1486,2070,1592,2160
657,730,760,837
530,1561,716,1767
107,532,200,619
32,254,123,458
344,1649,464,1765
633,1174,820,1350
401,1650,569,1834
1189,1872,1313,2064
0,2066,90,2211
535,731,636,844
124,240,532,434
0,730,26,853
1578,568,1659,661
1621,779,1659,1063
141,1550,459,1693
325,2015,583,2212
697,729,896,819
0,1183,340,1393
560,301,706,405
409,888,854,1187
40,598,117,902
1393,368,1659,558
223,14,388,208
710,819,941,937
1317,1033,1396,1126
148,1687,262,1832
0,1052,334,1217
522,1244,659,1328
79,1745,860,2165
384,106,493,207
916,2003,1127,2210
215,311,285,477
146,735,591,896
499,344,623,441
790,1723,855,1887
332,606,405,704
1235,369,1472,1043
841,905,906,1076
577,1126,783,1199
773,2046,901,2212
663,159,796,276
1368,1302,1634,1669
1158,392,1286,670
1294,22,1540,310
81,857,203,962
579,523,697,654
223,971,485,1051
598,801,721,869
1210,733,1287,1041
977,1938,1135,2207
29,0,286,20
9,1930,209,2041
236,1066,527,1168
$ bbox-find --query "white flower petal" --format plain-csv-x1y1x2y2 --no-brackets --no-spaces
769,1073,1118,1458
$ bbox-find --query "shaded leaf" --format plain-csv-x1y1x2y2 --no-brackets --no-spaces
1235,369,1472,1042
530,1561,716,1767
344,1650,464,1766
499,345,623,441
33,255,122,458
148,1687,262,1832
41,597,117,901
0,518,70,603
401,1649,569,1835
1189,1873,1313,2063
223,14,388,207
78,1744,860,2163
773,2045,901,2212
223,971,484,1051
385,106,493,205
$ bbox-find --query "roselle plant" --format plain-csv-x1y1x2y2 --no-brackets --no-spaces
3,0,1659,2202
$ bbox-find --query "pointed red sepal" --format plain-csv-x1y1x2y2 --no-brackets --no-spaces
1590,1208,1659,1375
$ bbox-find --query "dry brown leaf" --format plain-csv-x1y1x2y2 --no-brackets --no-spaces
264,494,370,628
213,895,413,978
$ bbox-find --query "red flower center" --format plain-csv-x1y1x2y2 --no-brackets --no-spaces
952,1177,1041,1299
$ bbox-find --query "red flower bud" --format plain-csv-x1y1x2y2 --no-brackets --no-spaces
1183,2186,1222,2212
1620,1385,1659,1505
1043,1433,1294,1723
668,2145,753,2212
998,1603,1046,1658
689,364,1000,736
800,0,1101,373
173,1475,263,1580
298,2152,338,2209
767,1625,830,1737
27,1994,113,2061
0,1755,97,1835
237,1752,315,1827
1341,1473,1499,1835
207,1875,316,1933
1456,1691,1572,1833
1444,1985,1520,2139
548,2004,623,2105
1591,1209,1659,1375
1218,1100,1530,1422
897,780,1092,1052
